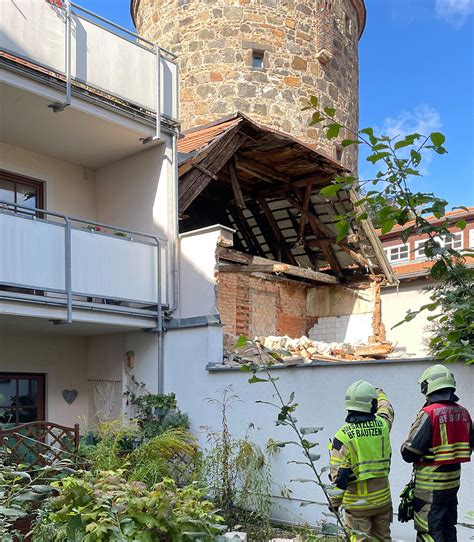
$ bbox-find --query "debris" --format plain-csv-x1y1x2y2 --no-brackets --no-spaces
223,333,394,365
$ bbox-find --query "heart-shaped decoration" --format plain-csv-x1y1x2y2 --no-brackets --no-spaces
62,389,78,405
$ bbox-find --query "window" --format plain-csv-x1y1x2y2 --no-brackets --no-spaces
0,170,44,215
0,374,45,426
414,239,429,259
443,232,463,251
414,232,463,259
251,50,264,69
384,243,409,263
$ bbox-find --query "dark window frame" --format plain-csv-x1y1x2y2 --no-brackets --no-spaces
251,50,265,69
0,373,46,424
0,169,45,213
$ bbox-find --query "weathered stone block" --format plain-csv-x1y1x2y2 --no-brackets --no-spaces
291,56,307,71
283,76,301,87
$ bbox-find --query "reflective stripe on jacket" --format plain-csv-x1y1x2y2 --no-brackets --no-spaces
333,415,391,481
418,402,471,466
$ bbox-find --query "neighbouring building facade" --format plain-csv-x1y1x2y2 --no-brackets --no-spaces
379,208,474,357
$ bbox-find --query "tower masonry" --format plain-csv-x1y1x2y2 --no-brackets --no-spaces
132,0,366,171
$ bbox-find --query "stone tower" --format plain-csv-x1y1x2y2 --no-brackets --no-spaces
131,0,366,171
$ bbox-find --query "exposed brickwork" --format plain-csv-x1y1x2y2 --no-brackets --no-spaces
134,0,364,172
217,272,317,338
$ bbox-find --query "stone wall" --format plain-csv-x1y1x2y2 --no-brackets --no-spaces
133,0,365,173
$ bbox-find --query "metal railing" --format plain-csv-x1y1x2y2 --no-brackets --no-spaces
1,0,179,134
0,200,164,330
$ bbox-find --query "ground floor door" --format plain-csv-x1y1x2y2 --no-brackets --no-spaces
0,372,45,427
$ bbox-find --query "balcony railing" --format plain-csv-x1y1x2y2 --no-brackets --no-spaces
0,201,166,324
0,0,178,134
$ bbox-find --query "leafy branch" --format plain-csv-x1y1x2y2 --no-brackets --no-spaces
238,336,351,541
304,97,473,365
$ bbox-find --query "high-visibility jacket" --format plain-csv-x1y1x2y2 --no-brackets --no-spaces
418,402,471,466
330,413,392,510
401,396,472,500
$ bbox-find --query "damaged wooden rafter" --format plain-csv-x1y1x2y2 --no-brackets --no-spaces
286,195,370,270
218,248,339,284
179,126,247,212
228,157,246,209
228,205,265,257
258,197,298,265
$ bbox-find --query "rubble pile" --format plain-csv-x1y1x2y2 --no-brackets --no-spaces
223,333,394,366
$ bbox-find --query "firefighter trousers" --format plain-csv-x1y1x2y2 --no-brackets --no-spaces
414,497,457,542
344,503,392,541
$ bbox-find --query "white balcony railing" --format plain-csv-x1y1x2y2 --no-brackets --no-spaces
0,202,166,324
0,0,178,130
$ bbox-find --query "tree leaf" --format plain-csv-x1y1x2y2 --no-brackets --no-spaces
320,184,341,197
300,426,324,434
455,219,467,230
430,259,447,280
248,375,268,384
341,139,359,147
310,96,318,107
381,219,396,234
336,221,349,242
430,132,445,146
235,335,249,348
326,123,341,140
324,107,336,118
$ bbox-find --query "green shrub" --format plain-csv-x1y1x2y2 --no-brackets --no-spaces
31,471,224,542
129,428,199,486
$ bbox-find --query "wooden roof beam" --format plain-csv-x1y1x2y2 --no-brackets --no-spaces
228,157,246,209
258,197,298,265
218,248,339,284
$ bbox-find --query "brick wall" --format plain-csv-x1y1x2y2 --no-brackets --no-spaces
217,272,318,339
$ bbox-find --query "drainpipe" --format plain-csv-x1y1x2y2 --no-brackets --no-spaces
50,0,72,113
166,128,180,315
153,236,164,394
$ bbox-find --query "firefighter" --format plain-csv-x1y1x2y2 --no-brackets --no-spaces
329,380,394,541
401,364,473,542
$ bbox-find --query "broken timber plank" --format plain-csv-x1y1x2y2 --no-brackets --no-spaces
218,248,339,284
353,343,394,357
228,157,246,209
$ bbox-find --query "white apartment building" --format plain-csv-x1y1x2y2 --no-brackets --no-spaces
0,0,180,427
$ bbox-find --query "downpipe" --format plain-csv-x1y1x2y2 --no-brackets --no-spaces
158,128,180,394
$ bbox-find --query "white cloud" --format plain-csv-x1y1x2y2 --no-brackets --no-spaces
374,105,443,177
435,0,474,27
382,105,442,141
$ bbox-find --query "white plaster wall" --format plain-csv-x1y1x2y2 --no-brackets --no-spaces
0,142,97,220
381,281,433,357
178,226,233,319
87,334,126,426
164,340,474,541
309,313,373,343
0,331,90,426
95,140,172,239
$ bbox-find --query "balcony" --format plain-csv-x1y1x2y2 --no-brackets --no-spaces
0,0,178,133
0,201,166,329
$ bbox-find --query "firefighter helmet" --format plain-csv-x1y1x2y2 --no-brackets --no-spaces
345,380,378,413
418,364,456,396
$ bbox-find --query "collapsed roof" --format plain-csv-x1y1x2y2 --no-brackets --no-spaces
178,113,395,284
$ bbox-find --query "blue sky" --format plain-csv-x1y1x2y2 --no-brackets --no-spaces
79,0,474,207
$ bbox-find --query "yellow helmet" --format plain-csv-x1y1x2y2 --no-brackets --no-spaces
344,380,378,413
418,364,456,396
